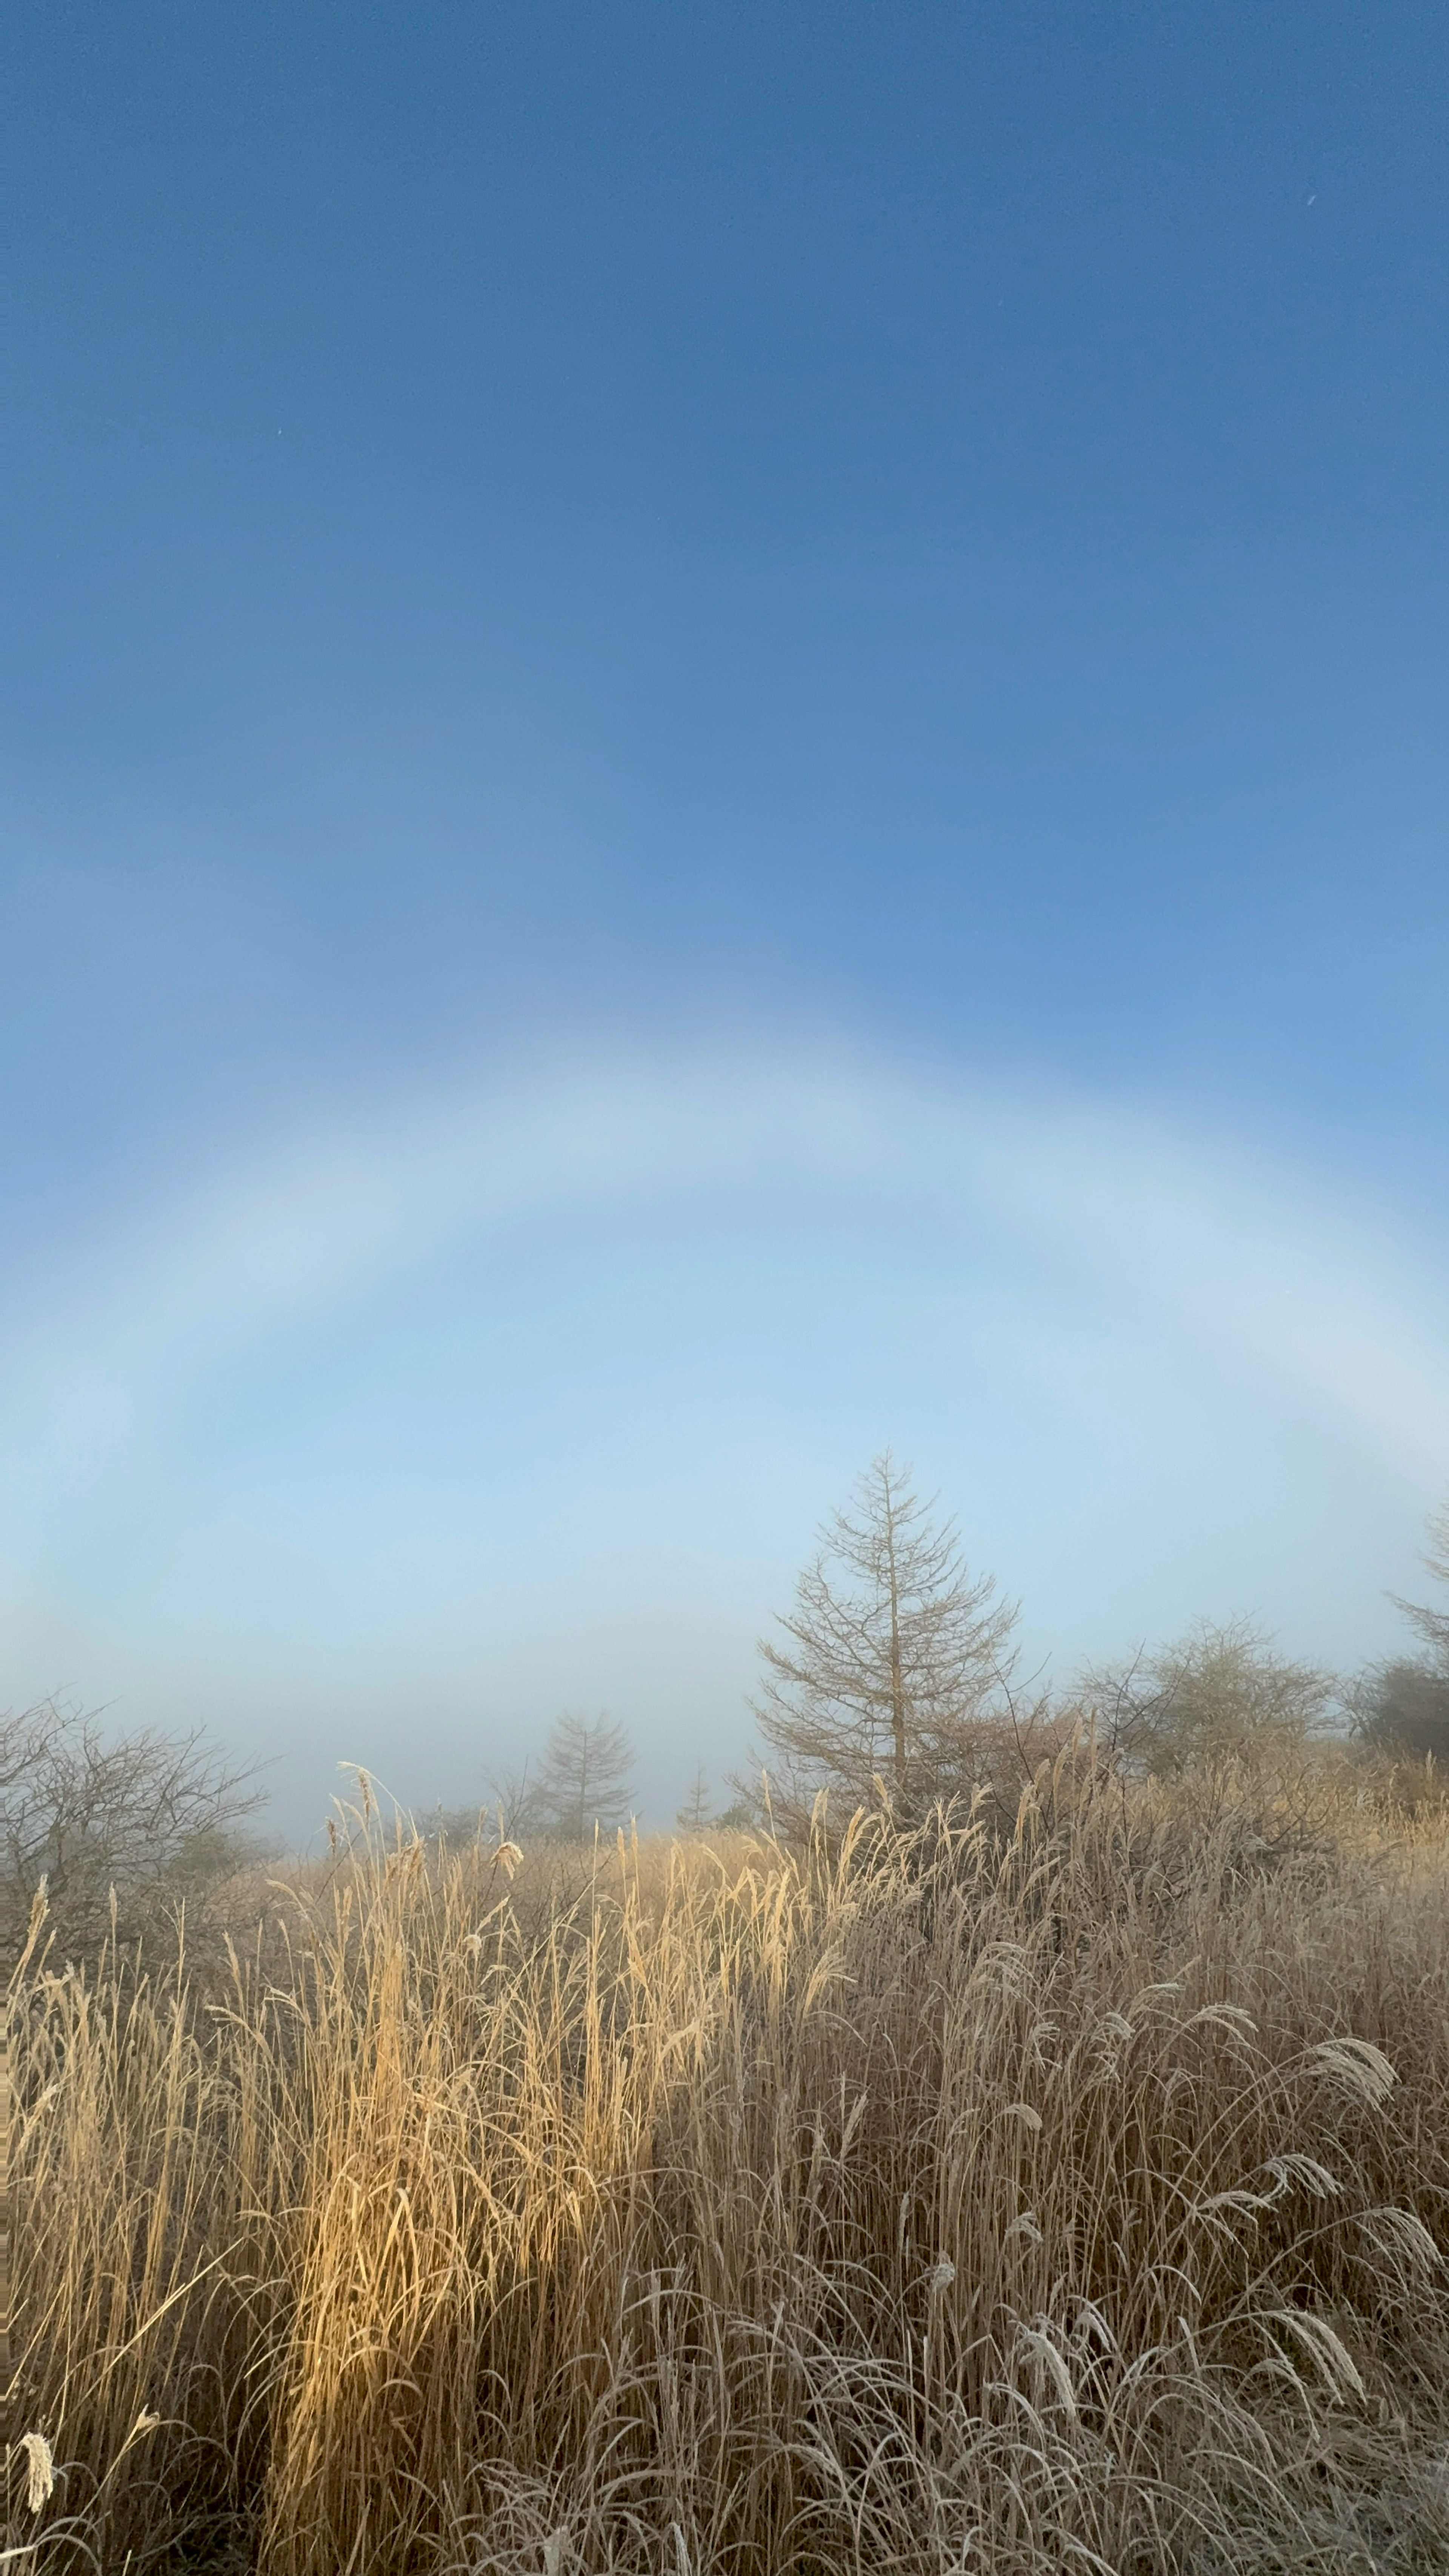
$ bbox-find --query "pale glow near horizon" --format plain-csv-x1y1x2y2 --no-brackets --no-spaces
2,1043,1445,1834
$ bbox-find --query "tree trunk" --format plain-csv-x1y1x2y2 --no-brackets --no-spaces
884,1482,907,1795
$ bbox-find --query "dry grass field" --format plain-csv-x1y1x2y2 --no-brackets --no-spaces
10,1755,1449,2573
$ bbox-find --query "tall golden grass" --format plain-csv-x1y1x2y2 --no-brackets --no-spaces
9,1756,1449,2572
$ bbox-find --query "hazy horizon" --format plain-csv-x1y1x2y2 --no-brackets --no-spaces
4,3,1447,1842
3,1037,1445,1841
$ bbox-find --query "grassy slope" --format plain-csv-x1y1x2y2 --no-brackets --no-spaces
9,1762,1449,2573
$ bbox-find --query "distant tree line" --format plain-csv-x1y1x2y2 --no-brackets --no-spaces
727,1452,1449,1836
8,1466,1449,1964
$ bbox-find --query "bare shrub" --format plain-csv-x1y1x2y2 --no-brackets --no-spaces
1079,1616,1338,1778
0,1698,267,1971
1349,1657,1449,1764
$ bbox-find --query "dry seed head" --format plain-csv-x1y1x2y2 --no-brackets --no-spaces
1263,2153,1341,2201
1184,2005,1258,2038
1308,2036,1397,2107
1273,2310,1367,2407
1016,2324,1077,2421
20,2432,55,2514
1356,2204,1444,2276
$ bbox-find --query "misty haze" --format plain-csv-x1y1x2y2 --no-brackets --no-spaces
6,5,1449,2570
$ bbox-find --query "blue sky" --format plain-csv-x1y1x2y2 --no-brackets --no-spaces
3,3,1447,1832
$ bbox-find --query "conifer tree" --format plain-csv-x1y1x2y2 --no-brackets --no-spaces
1391,1498,1449,1666
530,1711,636,1842
745,1451,1018,1829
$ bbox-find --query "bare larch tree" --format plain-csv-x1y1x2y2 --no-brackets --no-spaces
1391,1497,1449,1667
675,1763,714,1834
745,1451,1018,1830
1352,1496,1449,1765
529,1712,637,1842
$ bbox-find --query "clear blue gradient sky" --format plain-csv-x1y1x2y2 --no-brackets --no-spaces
3,4,1447,1831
